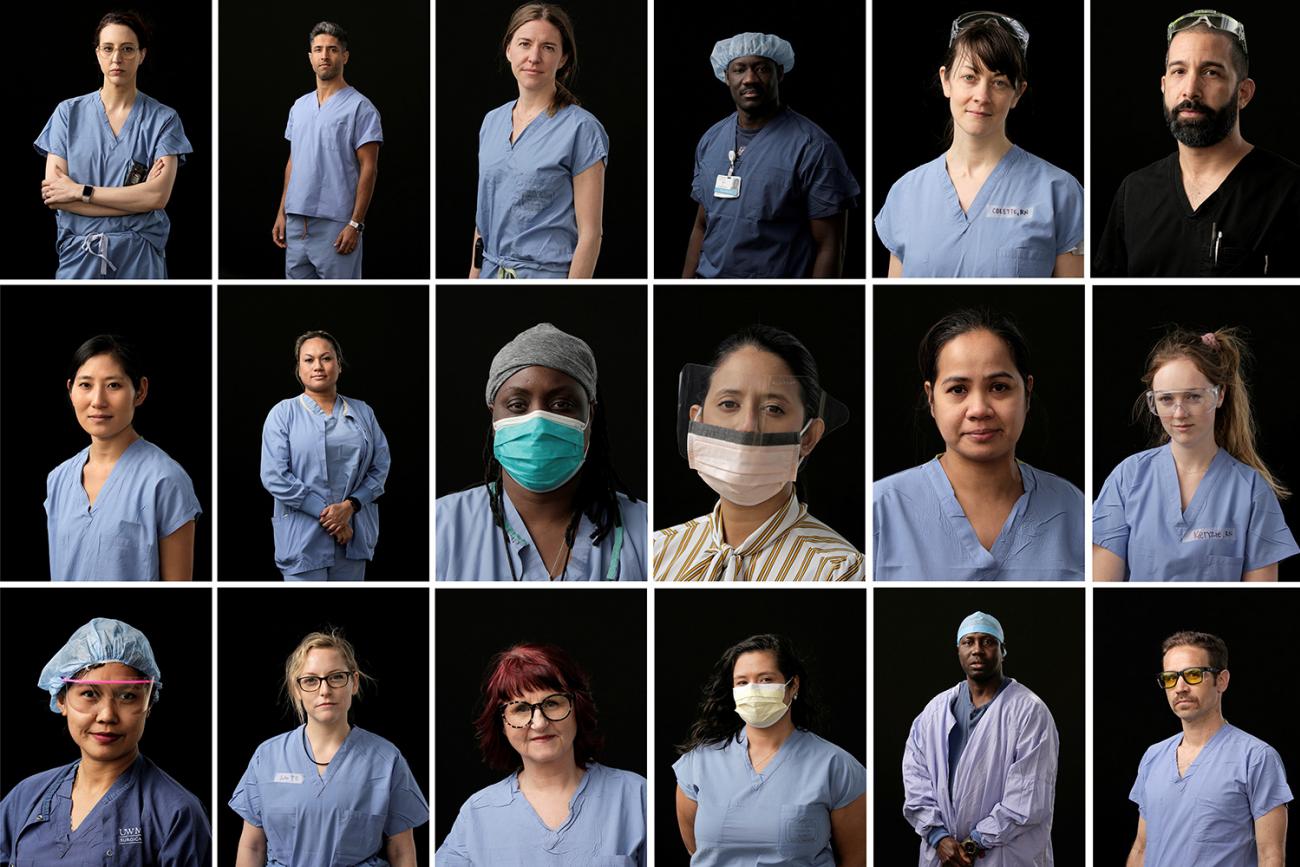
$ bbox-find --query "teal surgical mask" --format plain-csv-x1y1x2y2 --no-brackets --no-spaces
492,410,589,492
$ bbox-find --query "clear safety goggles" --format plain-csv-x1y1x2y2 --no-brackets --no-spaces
1145,385,1220,416
950,11,1030,54
675,363,849,458
61,677,154,714
1167,9,1247,54
1156,666,1222,689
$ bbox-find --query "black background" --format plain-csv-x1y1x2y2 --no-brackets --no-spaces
215,587,429,862
1092,286,1300,580
6,0,211,279
654,586,866,866
1090,0,1299,255
873,285,1084,489
0,287,212,581
215,286,428,580
870,3,1084,277
434,286,647,499
1093,586,1300,863
434,0,648,278
433,586,647,849
218,1,430,278
873,587,1084,865
652,0,867,279
0,587,212,815
652,286,866,548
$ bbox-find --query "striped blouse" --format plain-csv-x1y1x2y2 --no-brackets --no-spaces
653,492,864,581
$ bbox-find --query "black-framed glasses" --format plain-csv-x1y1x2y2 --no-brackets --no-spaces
296,670,353,692
501,693,573,728
1156,667,1222,689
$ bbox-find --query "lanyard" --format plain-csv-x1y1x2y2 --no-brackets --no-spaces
492,483,624,580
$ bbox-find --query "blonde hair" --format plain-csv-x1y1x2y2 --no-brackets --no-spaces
282,629,371,723
1136,326,1289,500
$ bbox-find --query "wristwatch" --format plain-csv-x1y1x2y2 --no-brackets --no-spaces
961,838,983,857
346,496,362,513
81,184,93,204
348,219,364,233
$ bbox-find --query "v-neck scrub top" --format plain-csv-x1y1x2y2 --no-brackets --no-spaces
874,146,1083,277
435,762,646,865
45,438,201,581
229,725,428,867
0,754,210,866
874,458,1084,580
1130,723,1292,867
673,729,865,867
475,101,609,278
284,87,383,224
1094,445,1299,580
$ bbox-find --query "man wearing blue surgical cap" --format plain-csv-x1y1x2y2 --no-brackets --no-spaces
682,31,860,279
902,612,1059,866
0,618,210,865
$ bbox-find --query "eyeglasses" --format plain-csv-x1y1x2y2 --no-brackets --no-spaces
296,670,353,692
1145,386,1219,416
96,45,140,59
949,11,1030,54
1156,666,1222,689
501,693,573,728
1168,10,1247,54
61,677,153,714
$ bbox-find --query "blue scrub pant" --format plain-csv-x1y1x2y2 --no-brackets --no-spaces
282,558,367,581
57,231,166,279
285,215,363,279
480,256,568,279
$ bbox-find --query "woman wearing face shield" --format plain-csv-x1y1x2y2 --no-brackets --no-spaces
674,633,865,867
1093,327,1298,580
873,309,1084,580
436,643,646,863
0,618,210,863
875,12,1083,278
653,324,863,581
435,322,647,580
230,630,428,866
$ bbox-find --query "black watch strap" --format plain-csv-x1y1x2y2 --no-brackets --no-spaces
347,496,362,512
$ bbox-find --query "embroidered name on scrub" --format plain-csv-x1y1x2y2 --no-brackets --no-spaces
985,205,1034,218
118,827,143,845
274,772,305,784
1184,527,1236,541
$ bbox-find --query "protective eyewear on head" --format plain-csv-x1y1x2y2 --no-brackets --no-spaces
1168,9,1247,54
501,693,573,728
61,677,154,713
1156,666,1222,689
1145,386,1220,416
296,670,354,692
949,11,1030,54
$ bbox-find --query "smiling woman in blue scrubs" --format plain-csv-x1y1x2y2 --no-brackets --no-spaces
35,11,191,279
231,630,428,867
0,618,210,863
470,3,607,279
1094,328,1298,581
46,335,200,581
874,309,1084,580
875,12,1082,278
260,330,391,581
437,643,646,864
674,634,865,867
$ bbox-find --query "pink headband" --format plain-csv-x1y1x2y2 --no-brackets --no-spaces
1200,332,1219,350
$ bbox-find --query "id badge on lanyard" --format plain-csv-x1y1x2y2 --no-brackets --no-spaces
714,148,741,199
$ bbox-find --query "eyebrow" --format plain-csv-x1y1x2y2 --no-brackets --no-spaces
940,371,1016,385
1167,59,1227,71
75,374,124,381
713,388,793,402
735,670,781,679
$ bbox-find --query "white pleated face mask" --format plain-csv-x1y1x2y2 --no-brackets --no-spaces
732,678,793,728
686,419,812,507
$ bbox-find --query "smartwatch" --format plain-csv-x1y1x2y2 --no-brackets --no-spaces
961,838,983,857
348,219,364,233
81,185,94,204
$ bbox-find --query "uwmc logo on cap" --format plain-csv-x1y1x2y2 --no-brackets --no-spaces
118,826,143,845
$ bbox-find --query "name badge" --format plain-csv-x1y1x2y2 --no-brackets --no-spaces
714,174,742,199
1183,527,1236,541
985,205,1034,219
274,772,305,784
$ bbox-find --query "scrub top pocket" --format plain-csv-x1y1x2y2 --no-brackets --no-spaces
103,519,152,578
337,809,385,861
742,167,799,222
995,246,1054,277
777,803,827,859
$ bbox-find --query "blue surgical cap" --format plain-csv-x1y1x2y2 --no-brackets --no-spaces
38,618,163,712
710,32,795,82
956,611,1005,646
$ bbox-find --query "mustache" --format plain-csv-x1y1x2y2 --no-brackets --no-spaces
1172,98,1212,116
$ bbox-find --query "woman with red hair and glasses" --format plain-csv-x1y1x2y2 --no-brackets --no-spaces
436,643,646,864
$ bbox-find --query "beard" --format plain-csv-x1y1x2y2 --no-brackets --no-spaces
1164,96,1238,147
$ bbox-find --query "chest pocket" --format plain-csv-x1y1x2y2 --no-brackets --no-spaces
995,247,1053,277
102,520,152,578
741,167,800,222
336,809,385,861
513,164,570,221
322,118,351,152
777,803,828,859
1191,789,1249,845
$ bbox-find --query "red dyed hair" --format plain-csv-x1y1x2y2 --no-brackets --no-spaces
473,643,603,771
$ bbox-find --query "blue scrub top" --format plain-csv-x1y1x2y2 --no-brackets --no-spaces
284,87,383,223
475,101,609,276
691,108,859,278
1094,445,1300,580
435,484,647,580
436,762,646,865
229,725,428,867
874,458,1084,581
874,146,1083,277
1130,723,1292,867
34,91,192,255
0,754,210,866
673,729,865,867
45,438,201,581
260,395,391,575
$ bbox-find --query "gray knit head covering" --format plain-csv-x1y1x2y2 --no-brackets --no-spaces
485,323,598,405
